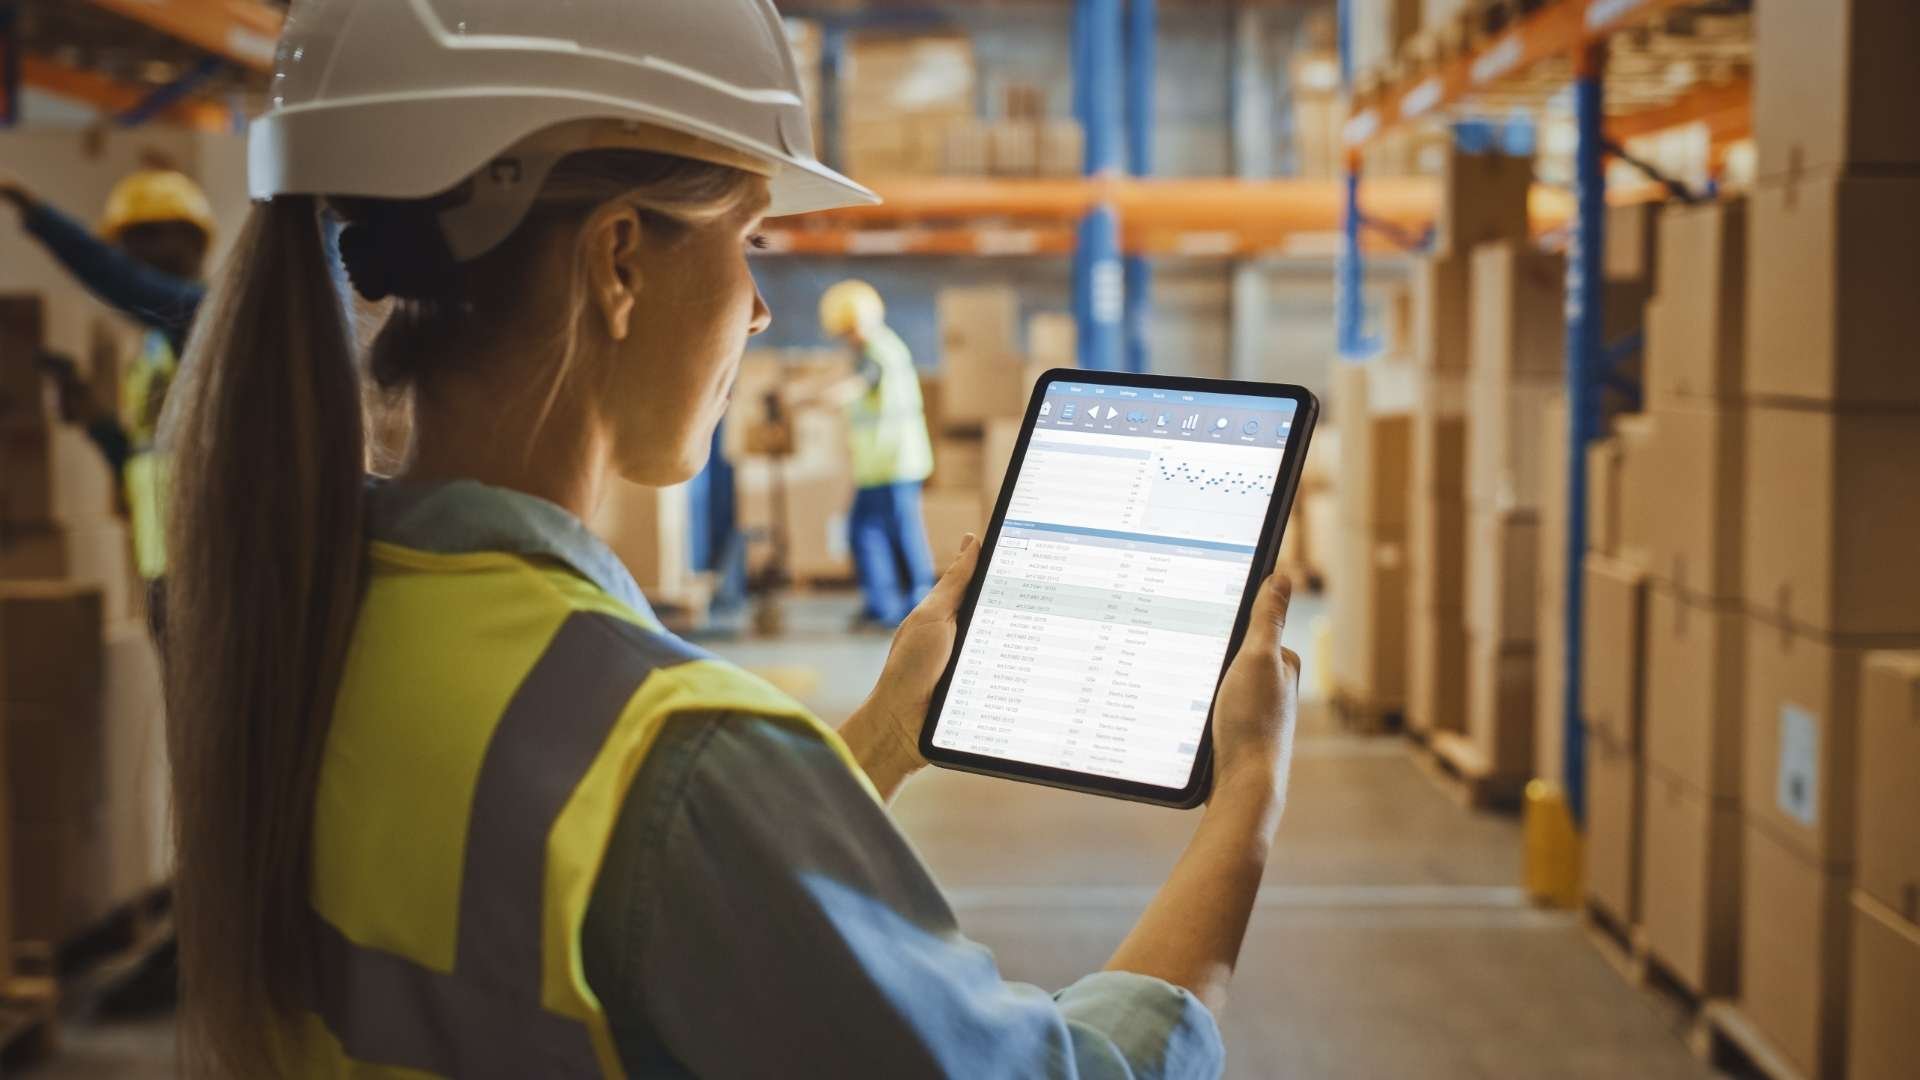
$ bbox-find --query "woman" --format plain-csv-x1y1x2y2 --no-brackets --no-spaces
164,2,1301,1076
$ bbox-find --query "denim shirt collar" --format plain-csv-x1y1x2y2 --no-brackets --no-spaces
366,479,655,622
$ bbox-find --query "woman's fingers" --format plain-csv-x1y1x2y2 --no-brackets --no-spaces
921,534,980,617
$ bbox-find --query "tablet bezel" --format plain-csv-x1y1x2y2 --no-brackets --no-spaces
918,368,1320,809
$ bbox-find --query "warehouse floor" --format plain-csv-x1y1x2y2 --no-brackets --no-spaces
28,592,1717,1080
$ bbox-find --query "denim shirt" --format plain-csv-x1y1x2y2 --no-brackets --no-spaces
367,481,1226,1079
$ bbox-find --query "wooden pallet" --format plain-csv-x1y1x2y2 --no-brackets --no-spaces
1329,688,1404,736
1421,732,1526,811
1690,1001,1811,1080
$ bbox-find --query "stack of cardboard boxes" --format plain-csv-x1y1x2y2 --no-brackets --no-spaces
1851,653,1920,1080
2,300,170,949
842,34,977,178
724,349,857,585
1731,2,1920,1073
1329,362,1411,714
1404,148,1532,744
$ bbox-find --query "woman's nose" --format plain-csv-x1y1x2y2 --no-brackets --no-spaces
749,288,773,337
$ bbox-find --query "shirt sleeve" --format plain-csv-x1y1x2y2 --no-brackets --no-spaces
582,713,1224,1080
21,201,205,347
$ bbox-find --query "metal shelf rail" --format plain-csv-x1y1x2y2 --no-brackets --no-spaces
1336,0,1754,823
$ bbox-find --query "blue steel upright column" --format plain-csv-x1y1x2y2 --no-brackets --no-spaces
1334,0,1367,361
1121,0,1156,374
1561,45,1608,824
1074,0,1124,372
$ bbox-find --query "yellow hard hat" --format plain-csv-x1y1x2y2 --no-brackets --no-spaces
819,279,885,338
99,170,217,242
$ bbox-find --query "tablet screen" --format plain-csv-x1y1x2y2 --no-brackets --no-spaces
932,381,1300,790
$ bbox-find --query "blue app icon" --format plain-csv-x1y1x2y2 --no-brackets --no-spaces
1061,403,1077,420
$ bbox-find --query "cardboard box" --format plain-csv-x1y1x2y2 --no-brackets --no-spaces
1437,149,1532,257
1408,606,1467,736
1465,508,1538,645
1037,120,1084,179
1614,416,1658,569
1640,764,1741,997
1585,438,1623,556
1645,584,1745,798
1026,312,1077,370
1753,0,1920,180
1583,730,1642,926
1646,199,1746,405
1409,494,1465,614
1848,889,1920,1080
4,695,105,824
930,435,985,493
100,625,168,901
1742,617,1920,866
1535,584,1566,787
1303,491,1340,588
988,121,1039,177
0,582,103,702
1409,400,1466,502
593,482,691,596
1331,533,1409,707
1858,652,1920,922
1748,174,1920,407
1465,634,1534,780
0,525,137,628
1337,412,1412,531
1744,404,1920,636
921,489,984,570
0,423,121,527
1581,554,1648,752
735,457,854,583
10,813,115,942
1606,201,1662,286
1469,245,1566,378
0,295,48,429
938,288,1026,426
1739,819,1851,1080
941,118,992,175
1411,254,1470,372
1643,403,1743,602
1465,373,1560,512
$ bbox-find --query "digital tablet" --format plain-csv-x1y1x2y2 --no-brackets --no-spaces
921,370,1319,808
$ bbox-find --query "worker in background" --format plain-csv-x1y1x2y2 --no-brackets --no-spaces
0,166,214,618
161,1,1300,1076
818,278,938,629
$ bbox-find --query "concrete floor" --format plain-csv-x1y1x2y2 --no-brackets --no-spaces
26,590,1718,1079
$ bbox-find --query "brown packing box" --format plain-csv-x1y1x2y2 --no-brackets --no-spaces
1303,491,1340,589
1739,819,1851,1080
1639,765,1741,997
1037,120,1084,179
1847,890,1920,1080
10,813,115,943
0,423,120,527
1465,508,1537,646
1585,438,1623,557
1742,616,1920,867
1643,402,1743,602
0,582,103,701
1408,494,1464,613
1408,374,1466,498
1645,584,1745,798
1465,373,1560,512
593,482,691,597
1583,730,1642,926
981,419,1021,509
4,695,105,824
1465,634,1534,780
1331,533,1408,707
1436,149,1532,257
0,523,140,627
100,625,168,902
0,738,7,982
1581,554,1647,752
988,121,1039,177
1646,199,1746,405
1535,592,1566,786
1408,607,1467,736
1337,414,1412,532
938,287,1027,426
1743,404,1920,637
1026,313,1077,371
1469,245,1566,378
1614,416,1659,569
734,456,854,583
921,490,984,570
1858,652,1920,923
1606,201,1662,286
0,295,47,429
1748,173,1920,408
930,436,985,493
1753,0,1920,180
1411,254,1470,371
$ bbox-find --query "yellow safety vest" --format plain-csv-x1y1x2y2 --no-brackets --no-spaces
848,325,934,489
121,330,176,580
297,539,876,1076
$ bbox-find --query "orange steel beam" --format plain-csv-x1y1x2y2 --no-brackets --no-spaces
20,55,232,130
1605,74,1753,146
84,0,283,72
1344,0,1704,149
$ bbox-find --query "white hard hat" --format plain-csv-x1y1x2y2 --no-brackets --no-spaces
249,0,876,259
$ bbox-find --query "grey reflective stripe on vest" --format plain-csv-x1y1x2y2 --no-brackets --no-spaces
313,612,712,1077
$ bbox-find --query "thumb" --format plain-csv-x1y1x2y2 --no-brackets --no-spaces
1240,571,1294,651
919,534,981,619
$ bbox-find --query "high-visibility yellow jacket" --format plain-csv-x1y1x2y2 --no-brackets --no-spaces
846,325,933,489
121,329,176,580
299,482,870,1075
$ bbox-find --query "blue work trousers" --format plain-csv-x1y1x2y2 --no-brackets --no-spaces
849,482,936,626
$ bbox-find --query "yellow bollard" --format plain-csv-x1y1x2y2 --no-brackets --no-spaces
1523,779,1583,909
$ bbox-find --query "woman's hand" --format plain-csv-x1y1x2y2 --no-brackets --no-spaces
840,533,983,801
1208,572,1300,812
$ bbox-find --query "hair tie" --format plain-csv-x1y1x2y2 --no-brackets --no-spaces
337,203,459,302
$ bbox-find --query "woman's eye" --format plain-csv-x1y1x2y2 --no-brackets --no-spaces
747,234,771,251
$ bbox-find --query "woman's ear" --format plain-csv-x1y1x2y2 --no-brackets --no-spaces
586,206,644,342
